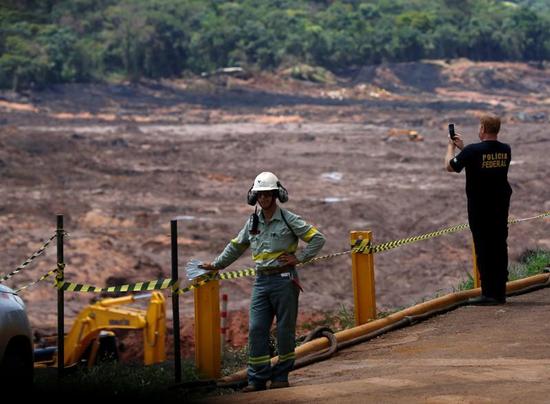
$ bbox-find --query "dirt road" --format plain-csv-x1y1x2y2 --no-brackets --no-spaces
201,287,550,403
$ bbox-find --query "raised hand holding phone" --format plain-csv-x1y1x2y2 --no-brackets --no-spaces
448,123,456,139
448,123,464,150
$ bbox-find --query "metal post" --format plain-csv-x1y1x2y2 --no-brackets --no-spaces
194,279,221,379
221,294,228,354
171,220,182,383
472,241,481,289
56,215,64,377
350,231,376,325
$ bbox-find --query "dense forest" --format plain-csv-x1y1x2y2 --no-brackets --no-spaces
1,0,549,90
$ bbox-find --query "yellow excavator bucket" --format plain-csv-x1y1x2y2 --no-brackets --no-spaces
61,291,166,367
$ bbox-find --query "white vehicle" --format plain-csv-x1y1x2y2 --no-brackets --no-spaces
0,284,33,386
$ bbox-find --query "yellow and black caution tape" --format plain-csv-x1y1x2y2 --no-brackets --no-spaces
219,267,257,279
353,211,550,255
178,273,219,295
353,222,470,254
55,278,175,293
0,234,57,284
55,262,65,280
371,222,470,253
177,211,549,294
15,268,57,293
41,211,549,296
176,252,354,295
299,250,353,265
508,211,550,224
177,269,257,295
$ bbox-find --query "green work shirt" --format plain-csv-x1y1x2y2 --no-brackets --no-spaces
212,207,325,270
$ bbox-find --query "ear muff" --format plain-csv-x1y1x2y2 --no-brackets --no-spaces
247,186,258,206
277,182,289,203
248,182,288,204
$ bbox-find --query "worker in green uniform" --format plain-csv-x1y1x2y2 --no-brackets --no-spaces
201,172,325,392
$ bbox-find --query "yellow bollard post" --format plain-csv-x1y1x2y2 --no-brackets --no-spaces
472,242,481,289
350,231,376,326
194,279,221,379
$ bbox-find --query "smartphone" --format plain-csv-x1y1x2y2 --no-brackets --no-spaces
448,123,456,140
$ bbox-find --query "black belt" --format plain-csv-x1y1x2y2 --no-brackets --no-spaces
256,266,295,276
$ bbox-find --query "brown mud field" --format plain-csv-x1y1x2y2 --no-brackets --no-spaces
201,287,550,403
0,59,548,358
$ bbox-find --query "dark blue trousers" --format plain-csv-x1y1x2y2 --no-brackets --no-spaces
247,270,300,387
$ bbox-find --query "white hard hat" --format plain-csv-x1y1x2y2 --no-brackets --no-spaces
251,172,279,191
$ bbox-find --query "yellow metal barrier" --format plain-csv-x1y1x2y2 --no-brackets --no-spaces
472,242,481,288
350,231,376,325
194,279,221,379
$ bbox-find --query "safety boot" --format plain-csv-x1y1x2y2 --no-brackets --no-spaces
467,295,505,306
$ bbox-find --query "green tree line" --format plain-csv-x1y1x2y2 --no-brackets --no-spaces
1,0,549,90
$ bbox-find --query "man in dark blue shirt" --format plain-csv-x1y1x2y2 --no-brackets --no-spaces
445,115,512,305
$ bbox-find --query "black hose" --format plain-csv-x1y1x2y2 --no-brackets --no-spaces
339,300,468,350
216,326,338,388
302,276,550,358
294,329,338,369
300,326,335,343
215,379,248,390
403,300,469,325
173,378,217,389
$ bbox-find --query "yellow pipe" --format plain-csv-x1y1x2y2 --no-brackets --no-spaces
218,273,550,384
